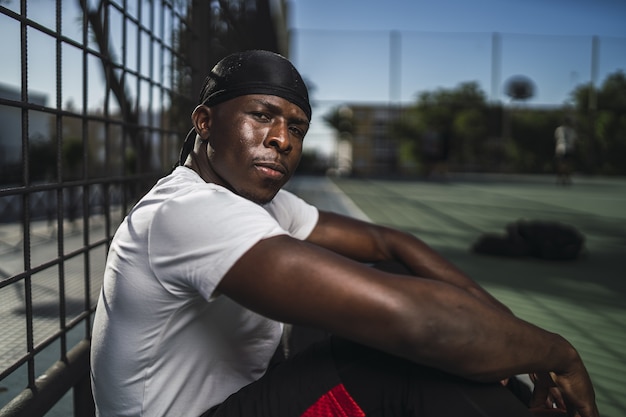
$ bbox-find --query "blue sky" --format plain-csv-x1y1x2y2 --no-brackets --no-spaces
288,0,626,154
290,0,626,36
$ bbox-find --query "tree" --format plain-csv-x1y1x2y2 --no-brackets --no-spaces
323,106,355,138
504,75,536,102
569,70,626,174
392,82,490,171
507,109,561,173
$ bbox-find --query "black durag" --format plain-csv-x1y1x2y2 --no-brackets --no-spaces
178,50,311,166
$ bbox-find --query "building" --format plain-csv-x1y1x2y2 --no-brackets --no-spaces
331,103,409,177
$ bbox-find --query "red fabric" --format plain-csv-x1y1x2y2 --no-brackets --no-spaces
301,384,366,417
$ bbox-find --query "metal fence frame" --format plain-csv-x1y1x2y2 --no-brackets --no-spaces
0,1,194,415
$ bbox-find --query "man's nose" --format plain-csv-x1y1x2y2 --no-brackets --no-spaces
264,120,292,153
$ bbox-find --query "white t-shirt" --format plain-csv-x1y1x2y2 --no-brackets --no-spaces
90,167,319,417
554,125,576,156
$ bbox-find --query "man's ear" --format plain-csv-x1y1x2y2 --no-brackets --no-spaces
191,105,212,140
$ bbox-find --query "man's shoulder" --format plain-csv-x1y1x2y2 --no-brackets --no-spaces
264,189,315,218
157,166,205,190
155,167,237,202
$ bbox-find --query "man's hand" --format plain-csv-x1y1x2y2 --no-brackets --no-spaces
530,372,566,411
530,366,599,417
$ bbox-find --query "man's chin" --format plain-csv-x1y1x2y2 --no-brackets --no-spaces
238,188,279,205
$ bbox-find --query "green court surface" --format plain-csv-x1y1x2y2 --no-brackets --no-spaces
299,174,626,417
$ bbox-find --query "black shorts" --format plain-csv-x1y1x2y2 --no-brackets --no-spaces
201,336,532,417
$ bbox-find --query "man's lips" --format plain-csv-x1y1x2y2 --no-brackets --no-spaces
254,161,288,179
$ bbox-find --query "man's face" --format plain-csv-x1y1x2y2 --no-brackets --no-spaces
205,94,310,205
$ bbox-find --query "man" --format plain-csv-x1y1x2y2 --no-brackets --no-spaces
90,50,598,417
554,117,577,185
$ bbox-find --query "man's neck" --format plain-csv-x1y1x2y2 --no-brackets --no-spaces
185,144,233,194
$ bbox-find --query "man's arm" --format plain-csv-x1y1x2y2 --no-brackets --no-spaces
217,234,598,417
307,210,511,313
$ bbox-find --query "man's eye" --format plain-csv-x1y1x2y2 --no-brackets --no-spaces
290,126,305,139
252,112,270,121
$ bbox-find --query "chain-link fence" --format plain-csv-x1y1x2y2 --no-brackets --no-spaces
0,1,195,415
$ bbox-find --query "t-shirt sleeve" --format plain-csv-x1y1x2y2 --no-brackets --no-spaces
263,189,319,240
148,188,287,301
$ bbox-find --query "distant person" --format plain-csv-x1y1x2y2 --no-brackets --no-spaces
90,50,598,417
554,117,577,185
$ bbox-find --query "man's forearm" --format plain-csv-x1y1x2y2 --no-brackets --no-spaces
309,211,513,314
383,277,575,382
383,227,513,314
